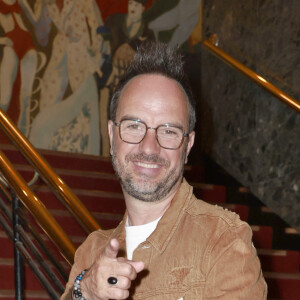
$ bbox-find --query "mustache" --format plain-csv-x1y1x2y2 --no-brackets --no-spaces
125,152,170,167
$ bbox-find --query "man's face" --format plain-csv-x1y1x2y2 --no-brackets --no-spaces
108,74,195,202
128,0,145,21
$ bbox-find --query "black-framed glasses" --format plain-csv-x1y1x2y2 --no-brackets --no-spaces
114,119,189,150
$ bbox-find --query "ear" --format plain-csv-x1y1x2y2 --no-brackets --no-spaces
108,120,114,156
184,131,195,164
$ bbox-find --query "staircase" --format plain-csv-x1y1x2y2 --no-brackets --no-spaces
0,144,299,299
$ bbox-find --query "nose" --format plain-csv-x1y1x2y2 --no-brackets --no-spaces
138,128,161,154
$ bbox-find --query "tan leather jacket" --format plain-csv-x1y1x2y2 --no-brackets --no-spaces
61,179,267,299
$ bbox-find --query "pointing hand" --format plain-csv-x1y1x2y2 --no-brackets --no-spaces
80,239,145,299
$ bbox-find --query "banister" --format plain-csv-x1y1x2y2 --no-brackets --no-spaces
0,108,101,234
202,35,300,114
0,149,75,265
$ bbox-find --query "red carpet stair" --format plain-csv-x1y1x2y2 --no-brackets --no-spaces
0,145,299,299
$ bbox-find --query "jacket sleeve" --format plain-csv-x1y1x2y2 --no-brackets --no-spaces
60,230,109,300
204,222,268,299
60,247,87,299
60,239,94,300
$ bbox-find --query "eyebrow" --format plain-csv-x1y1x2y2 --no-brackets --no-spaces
120,114,141,122
119,115,185,129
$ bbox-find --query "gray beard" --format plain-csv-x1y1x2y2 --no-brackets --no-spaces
111,151,185,202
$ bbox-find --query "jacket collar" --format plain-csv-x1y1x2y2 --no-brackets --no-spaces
147,178,193,253
109,178,193,254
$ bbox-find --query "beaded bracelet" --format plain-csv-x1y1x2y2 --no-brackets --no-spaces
73,269,87,300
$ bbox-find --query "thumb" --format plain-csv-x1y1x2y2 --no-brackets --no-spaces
104,238,119,259
128,261,145,273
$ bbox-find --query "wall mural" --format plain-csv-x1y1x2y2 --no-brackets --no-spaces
0,0,202,156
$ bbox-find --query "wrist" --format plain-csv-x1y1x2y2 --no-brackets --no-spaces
72,270,87,299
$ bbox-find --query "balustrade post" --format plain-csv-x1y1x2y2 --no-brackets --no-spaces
12,194,25,300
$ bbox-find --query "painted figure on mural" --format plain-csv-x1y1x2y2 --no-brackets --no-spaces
148,0,202,48
0,0,40,137
29,0,106,155
105,0,154,58
18,0,52,47
104,0,157,91
39,0,103,110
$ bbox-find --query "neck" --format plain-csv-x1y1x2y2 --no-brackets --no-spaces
124,189,178,226
126,14,141,25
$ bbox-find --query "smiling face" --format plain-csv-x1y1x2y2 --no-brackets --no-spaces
108,74,195,203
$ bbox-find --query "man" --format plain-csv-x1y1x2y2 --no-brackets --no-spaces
61,42,267,299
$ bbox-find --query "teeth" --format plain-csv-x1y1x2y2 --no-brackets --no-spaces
135,162,160,169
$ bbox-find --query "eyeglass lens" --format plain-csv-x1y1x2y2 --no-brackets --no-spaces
119,119,184,149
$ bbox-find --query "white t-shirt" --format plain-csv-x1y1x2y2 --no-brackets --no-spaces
125,216,162,260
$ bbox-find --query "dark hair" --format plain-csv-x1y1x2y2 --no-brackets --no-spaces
109,41,196,132
132,0,148,6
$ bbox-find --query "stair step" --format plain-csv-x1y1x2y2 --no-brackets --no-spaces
0,144,114,174
15,166,122,193
67,172,116,192
192,183,226,203
264,272,300,300
0,289,50,299
34,187,126,214
257,249,300,273
251,226,273,249
226,186,263,207
0,232,13,259
0,259,58,291
248,205,290,228
49,209,123,233
182,165,205,182
0,229,70,271
273,227,300,252
23,206,122,239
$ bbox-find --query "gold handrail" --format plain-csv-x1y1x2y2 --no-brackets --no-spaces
202,35,300,114
0,149,75,265
0,108,101,234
